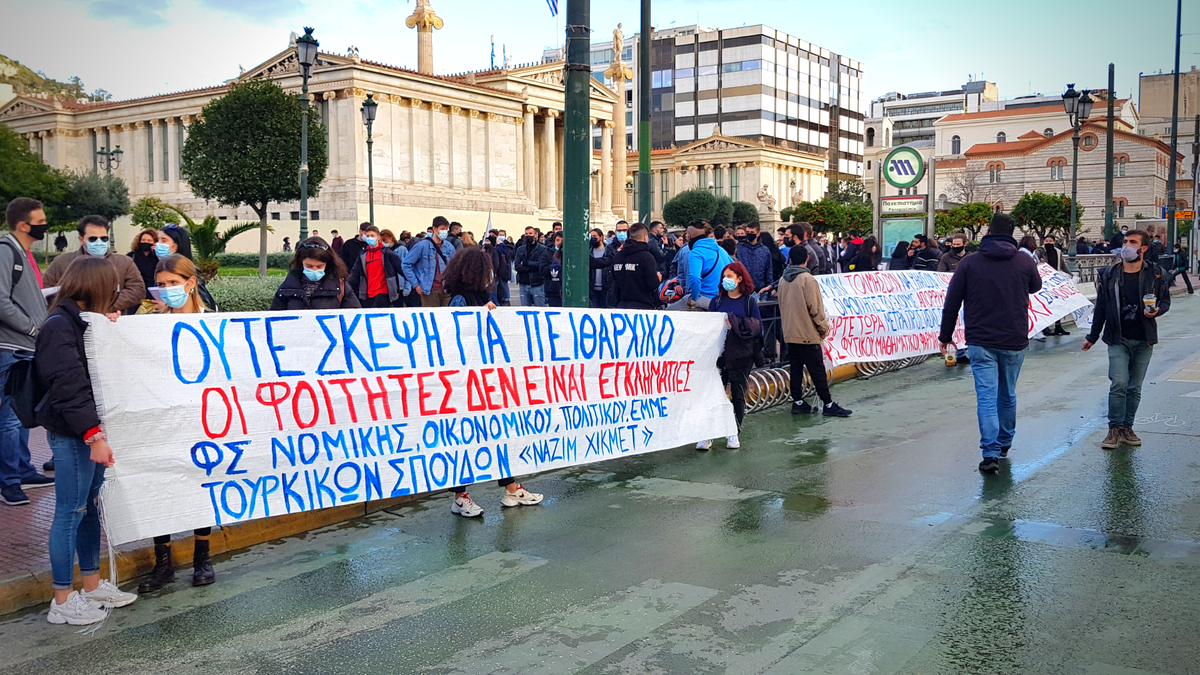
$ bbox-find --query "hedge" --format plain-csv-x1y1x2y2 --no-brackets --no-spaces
215,252,293,269
207,276,281,312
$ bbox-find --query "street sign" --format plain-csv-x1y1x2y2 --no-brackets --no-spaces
881,217,924,262
880,195,927,215
883,146,925,189
1161,207,1196,219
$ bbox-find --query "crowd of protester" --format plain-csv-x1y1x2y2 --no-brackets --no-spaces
0,192,1183,626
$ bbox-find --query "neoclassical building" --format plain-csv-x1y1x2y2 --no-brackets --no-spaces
1,5,828,250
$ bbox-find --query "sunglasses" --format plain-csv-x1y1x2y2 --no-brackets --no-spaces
298,241,329,251
85,236,110,243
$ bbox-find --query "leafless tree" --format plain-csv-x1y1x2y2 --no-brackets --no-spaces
943,168,998,206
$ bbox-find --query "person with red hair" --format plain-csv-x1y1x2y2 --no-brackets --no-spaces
698,261,762,451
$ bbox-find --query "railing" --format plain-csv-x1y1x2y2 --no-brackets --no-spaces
1071,253,1118,283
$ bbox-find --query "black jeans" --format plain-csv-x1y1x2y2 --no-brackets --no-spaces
454,477,515,494
1169,269,1194,293
589,287,608,308
154,528,211,545
723,365,751,430
788,343,831,405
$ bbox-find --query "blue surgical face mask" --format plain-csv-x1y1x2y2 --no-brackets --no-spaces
616,231,628,242
363,236,378,247
721,277,738,292
85,239,109,256
155,242,172,258
161,285,188,308
303,268,325,282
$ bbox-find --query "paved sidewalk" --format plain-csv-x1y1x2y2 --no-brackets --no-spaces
0,432,57,579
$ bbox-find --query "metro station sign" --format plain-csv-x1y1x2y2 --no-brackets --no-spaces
880,195,927,215
883,146,925,189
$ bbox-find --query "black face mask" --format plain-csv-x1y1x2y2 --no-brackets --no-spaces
745,234,757,243
951,245,965,253
139,241,153,253
27,224,49,241
590,237,600,249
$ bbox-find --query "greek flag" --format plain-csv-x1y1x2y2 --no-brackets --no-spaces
546,0,558,17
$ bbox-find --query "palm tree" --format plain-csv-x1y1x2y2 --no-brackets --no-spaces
165,205,263,279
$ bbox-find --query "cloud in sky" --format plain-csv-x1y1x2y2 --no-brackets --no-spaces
82,0,171,28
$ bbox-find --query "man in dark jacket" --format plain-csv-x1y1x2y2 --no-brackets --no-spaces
939,213,1042,473
736,223,773,292
1083,229,1171,449
907,235,940,270
791,222,830,275
611,223,661,309
485,233,513,305
588,227,615,308
339,222,370,269
936,233,969,272
839,229,863,273
514,226,551,306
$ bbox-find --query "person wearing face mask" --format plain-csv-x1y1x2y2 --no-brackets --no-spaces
137,254,219,591
127,229,160,300
1169,242,1193,293
1037,235,1071,337
44,216,145,317
401,217,457,307
513,226,551,306
697,262,763,451
545,232,565,307
339,222,372,269
270,238,361,310
347,224,405,308
1110,226,1128,250
587,227,615,308
0,199,53,506
1083,229,1171,449
735,222,773,296
611,223,661,310
937,233,969,273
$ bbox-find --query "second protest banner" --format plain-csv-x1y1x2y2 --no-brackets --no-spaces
88,307,737,546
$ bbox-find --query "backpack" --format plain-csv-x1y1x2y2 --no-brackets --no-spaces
3,355,46,430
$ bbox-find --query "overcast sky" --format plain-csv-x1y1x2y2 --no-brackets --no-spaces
5,0,1197,110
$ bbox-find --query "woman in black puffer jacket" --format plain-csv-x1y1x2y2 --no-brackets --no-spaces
270,237,362,311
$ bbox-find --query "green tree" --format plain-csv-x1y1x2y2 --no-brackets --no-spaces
0,125,66,217
181,79,327,276
846,203,873,232
58,170,129,223
793,199,847,232
1012,191,1081,240
161,204,266,279
937,202,993,239
711,196,734,226
662,188,717,227
826,179,868,206
130,197,181,230
779,206,794,223
732,201,759,225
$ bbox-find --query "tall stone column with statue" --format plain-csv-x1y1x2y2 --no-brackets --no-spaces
605,24,633,221
405,0,444,75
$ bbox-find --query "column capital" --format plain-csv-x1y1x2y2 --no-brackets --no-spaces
164,116,177,126
736,162,747,168
545,109,560,119
525,104,539,115
149,119,161,127
468,109,481,119
602,120,613,129
180,115,194,124
322,90,337,101
431,101,443,112
25,132,35,140
719,163,730,168
486,112,500,122
450,105,462,115
410,98,424,109
36,130,49,138
589,117,597,126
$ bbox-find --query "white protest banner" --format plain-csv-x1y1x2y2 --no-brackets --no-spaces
87,308,737,546
815,265,1092,366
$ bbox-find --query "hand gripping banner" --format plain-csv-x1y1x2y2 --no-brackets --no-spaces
87,308,737,545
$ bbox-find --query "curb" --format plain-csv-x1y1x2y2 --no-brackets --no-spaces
0,494,416,617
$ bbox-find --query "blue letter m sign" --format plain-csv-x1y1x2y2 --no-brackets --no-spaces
890,159,915,176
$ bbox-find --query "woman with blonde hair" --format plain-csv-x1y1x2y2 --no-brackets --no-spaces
138,254,216,592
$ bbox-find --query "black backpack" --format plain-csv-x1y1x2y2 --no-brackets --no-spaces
0,239,47,429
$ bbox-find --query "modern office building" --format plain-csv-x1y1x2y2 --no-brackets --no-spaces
868,80,998,145
545,23,867,182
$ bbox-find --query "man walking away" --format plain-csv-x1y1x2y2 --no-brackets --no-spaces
792,222,830,275
1169,242,1194,294
778,245,851,417
514,226,551,307
939,213,1042,473
44,215,145,316
611,223,661,310
401,216,457,307
0,198,53,505
1083,230,1171,449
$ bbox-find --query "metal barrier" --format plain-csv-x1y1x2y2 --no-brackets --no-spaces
744,354,932,414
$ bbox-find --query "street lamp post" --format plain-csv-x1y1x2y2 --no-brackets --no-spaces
295,27,319,242
95,145,123,174
1062,83,1093,272
360,93,378,226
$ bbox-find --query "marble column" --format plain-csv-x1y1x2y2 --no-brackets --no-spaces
600,120,612,215
523,105,537,203
610,86,628,217
540,110,558,210
165,118,179,195
405,0,443,76
148,119,162,193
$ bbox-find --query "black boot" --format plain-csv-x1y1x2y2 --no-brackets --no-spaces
138,543,175,592
192,538,215,587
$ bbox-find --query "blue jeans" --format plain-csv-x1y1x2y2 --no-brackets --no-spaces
519,284,546,307
0,349,35,487
1107,339,1153,427
491,279,510,306
48,432,105,589
968,346,1026,459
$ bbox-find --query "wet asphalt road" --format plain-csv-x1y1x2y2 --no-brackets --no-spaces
3,297,1200,674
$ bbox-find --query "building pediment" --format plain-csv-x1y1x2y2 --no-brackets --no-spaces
239,49,352,82
677,133,762,155
476,62,619,103
0,97,59,120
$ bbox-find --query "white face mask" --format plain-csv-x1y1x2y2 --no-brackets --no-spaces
1120,244,1141,262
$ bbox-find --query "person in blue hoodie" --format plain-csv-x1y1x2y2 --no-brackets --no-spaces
687,224,733,310
938,213,1042,474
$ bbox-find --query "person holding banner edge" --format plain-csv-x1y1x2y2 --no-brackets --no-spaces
442,246,543,516
37,256,137,624
138,255,218,591
939,213,1042,474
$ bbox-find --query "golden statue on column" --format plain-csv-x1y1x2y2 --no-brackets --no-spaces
406,0,444,75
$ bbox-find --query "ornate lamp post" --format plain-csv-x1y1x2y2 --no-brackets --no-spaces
295,26,319,241
360,93,378,225
1062,83,1094,271
95,145,123,174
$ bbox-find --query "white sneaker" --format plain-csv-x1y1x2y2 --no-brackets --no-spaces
81,579,137,609
47,591,107,625
500,485,544,507
450,492,483,517
726,435,741,449
696,439,713,451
